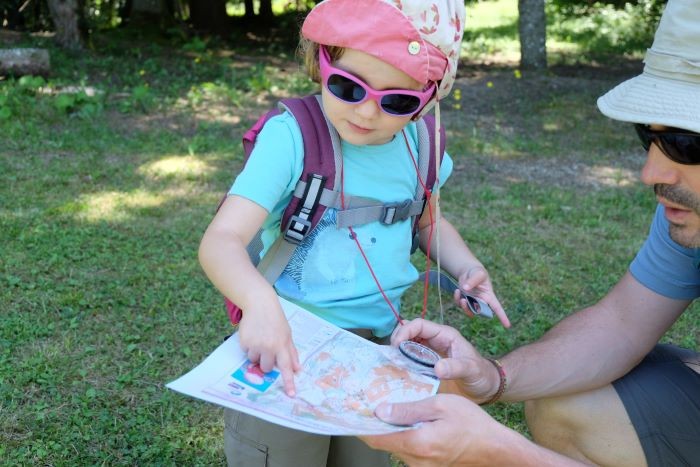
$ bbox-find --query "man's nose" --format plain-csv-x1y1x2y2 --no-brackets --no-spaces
640,143,682,186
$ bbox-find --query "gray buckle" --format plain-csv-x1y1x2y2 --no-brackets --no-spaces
284,215,312,244
381,199,413,225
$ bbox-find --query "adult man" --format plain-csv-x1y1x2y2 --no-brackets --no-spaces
361,0,700,465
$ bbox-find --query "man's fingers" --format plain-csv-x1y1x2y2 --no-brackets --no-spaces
360,430,416,454
392,319,435,344
391,319,424,343
434,357,476,380
374,397,440,426
392,319,452,348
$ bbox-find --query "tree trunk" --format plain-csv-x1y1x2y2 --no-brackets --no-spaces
0,48,51,76
259,0,273,20
187,0,228,34
518,0,547,71
244,0,254,18
47,0,84,50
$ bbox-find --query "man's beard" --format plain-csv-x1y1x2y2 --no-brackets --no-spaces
655,184,700,248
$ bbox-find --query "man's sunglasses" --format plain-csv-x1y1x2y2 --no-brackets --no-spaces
634,124,700,165
319,46,435,116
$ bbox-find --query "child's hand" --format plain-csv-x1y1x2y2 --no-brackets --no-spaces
455,266,510,328
238,304,301,397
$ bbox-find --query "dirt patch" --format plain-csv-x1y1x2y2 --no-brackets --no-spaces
452,150,643,191
442,62,646,191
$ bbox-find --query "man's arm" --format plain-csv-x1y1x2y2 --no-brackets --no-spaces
390,271,690,403
501,271,689,401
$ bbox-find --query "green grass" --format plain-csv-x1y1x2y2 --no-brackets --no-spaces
1,2,696,464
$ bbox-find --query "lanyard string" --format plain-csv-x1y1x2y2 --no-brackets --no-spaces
339,128,436,326
432,97,444,323
401,130,436,320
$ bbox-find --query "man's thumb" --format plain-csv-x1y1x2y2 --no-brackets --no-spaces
374,398,435,426
435,357,473,380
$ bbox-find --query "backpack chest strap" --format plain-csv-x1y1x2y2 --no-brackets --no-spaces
293,180,424,228
336,198,425,227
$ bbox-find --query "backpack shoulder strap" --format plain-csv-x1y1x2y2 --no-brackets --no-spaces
255,95,339,283
242,108,282,157
278,95,339,239
413,115,446,226
407,115,446,252
224,95,339,323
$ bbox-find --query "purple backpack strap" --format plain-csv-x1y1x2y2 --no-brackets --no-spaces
421,114,447,193
411,114,446,237
242,108,282,157
278,95,336,235
224,95,336,325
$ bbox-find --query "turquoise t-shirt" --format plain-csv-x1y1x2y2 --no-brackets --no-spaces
230,111,453,337
629,204,700,299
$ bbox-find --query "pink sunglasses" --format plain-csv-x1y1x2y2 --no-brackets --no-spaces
319,46,435,116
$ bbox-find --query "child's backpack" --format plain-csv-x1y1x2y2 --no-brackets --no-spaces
222,94,446,324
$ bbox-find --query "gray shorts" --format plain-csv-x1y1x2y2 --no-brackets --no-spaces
223,408,391,467
613,344,700,467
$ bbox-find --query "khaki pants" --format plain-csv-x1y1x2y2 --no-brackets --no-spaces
223,408,391,467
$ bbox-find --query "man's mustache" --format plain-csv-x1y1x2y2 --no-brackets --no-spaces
655,184,700,213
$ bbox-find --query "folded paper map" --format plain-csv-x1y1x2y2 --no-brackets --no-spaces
167,297,439,435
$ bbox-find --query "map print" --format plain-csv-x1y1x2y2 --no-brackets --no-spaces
167,297,440,435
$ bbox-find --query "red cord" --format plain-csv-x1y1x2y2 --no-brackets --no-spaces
340,156,404,325
339,129,435,326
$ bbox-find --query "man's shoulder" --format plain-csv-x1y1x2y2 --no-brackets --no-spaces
630,204,700,300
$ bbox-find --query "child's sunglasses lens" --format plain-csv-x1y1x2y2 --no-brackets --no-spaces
327,74,365,103
327,74,421,116
381,94,421,115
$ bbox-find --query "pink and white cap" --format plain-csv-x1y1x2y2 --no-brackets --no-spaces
302,0,466,116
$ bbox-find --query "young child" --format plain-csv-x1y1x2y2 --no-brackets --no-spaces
199,0,508,465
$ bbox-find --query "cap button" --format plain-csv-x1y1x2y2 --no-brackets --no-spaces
408,41,421,55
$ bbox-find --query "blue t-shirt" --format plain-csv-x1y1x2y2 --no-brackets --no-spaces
629,204,700,300
230,111,453,336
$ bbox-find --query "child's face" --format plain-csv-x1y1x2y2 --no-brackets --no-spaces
321,48,425,146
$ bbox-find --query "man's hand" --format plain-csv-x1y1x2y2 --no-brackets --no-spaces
362,395,586,467
361,395,506,467
392,319,501,403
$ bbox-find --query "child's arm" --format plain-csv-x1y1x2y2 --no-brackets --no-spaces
417,196,510,328
199,195,301,396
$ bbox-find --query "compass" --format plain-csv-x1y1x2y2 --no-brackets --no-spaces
399,340,440,367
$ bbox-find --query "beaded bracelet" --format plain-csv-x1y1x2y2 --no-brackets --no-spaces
481,358,507,405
